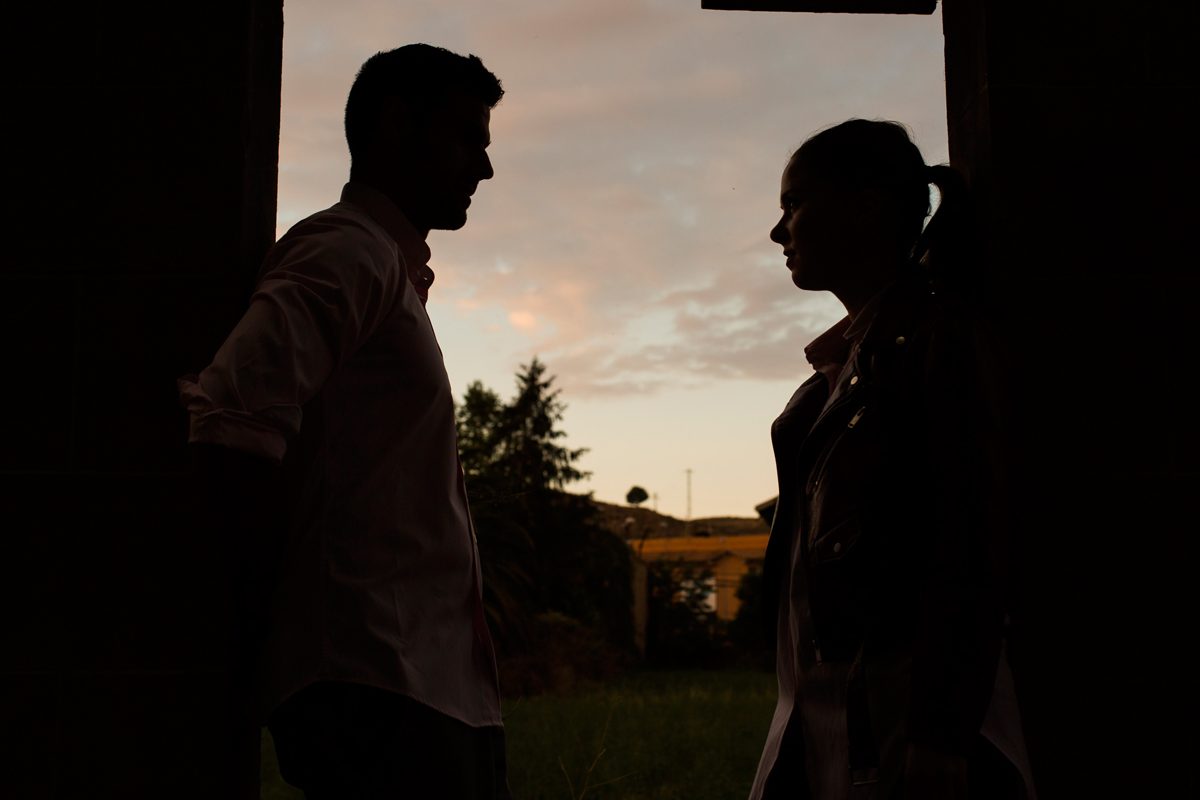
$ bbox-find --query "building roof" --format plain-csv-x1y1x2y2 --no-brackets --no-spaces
633,533,770,562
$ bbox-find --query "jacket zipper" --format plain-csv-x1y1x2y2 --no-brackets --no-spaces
807,404,869,496
847,405,867,429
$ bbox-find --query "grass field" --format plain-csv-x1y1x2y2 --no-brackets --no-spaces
262,669,777,799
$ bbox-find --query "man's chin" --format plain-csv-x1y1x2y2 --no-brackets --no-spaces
430,209,469,232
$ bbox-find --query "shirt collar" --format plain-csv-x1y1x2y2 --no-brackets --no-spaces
803,282,892,373
340,181,436,303
804,316,854,372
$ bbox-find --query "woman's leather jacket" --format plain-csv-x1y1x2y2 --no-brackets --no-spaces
757,274,1010,796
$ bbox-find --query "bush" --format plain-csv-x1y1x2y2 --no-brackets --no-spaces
643,563,774,670
643,561,726,668
726,567,775,670
499,611,633,698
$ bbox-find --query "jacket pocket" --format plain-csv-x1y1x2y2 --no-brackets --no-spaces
807,516,869,661
810,516,863,564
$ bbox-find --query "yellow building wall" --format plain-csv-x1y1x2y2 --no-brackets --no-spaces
714,553,750,621
630,533,769,622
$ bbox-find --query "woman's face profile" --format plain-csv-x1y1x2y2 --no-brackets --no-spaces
770,153,852,292
770,152,892,299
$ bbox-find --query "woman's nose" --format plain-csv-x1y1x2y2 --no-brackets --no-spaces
769,218,787,246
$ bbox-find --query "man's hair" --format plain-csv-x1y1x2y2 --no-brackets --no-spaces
344,43,504,161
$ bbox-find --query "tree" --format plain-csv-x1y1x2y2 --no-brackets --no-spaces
626,485,649,507
491,357,589,492
456,381,503,480
727,566,773,668
455,358,633,671
456,379,533,644
644,559,722,667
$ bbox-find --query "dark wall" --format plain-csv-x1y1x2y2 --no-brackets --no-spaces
4,1,1195,796
944,2,1198,797
710,1,1196,796
2,3,284,797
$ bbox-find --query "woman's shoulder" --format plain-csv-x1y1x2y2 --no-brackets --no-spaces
859,275,1000,394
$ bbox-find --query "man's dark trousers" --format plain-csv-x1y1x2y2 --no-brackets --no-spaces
268,682,511,799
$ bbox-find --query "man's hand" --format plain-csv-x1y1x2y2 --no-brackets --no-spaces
902,743,968,800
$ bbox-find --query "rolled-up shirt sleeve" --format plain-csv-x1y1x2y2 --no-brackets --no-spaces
179,215,400,462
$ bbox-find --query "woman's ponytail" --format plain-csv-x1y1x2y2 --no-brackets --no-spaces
795,120,979,296
913,163,978,296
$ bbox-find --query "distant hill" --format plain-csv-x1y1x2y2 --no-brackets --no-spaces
591,498,769,541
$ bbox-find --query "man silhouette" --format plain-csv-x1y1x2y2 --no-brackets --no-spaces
179,44,509,798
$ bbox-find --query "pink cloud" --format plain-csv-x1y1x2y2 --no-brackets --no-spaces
278,0,947,397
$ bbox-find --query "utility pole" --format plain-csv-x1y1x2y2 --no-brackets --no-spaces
652,492,659,512
685,468,693,522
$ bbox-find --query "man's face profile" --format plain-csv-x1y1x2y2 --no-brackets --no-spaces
404,93,494,232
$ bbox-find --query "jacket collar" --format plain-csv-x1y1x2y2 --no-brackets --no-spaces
806,272,933,428
855,270,933,355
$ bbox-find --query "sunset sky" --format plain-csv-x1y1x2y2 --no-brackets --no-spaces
277,0,948,519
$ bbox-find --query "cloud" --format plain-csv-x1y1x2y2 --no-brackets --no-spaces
507,310,538,331
278,0,946,397
538,259,845,396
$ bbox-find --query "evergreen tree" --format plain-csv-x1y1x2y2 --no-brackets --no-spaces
491,358,589,492
456,380,533,645
456,380,503,480
454,358,633,662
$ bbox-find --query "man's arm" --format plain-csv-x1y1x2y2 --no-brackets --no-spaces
180,218,399,644
189,442,287,646
181,219,401,463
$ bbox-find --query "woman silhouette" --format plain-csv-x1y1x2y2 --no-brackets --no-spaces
749,120,1033,800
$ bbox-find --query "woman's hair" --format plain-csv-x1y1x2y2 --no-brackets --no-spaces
794,119,975,292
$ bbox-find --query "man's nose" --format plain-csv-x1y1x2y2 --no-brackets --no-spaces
478,151,494,182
